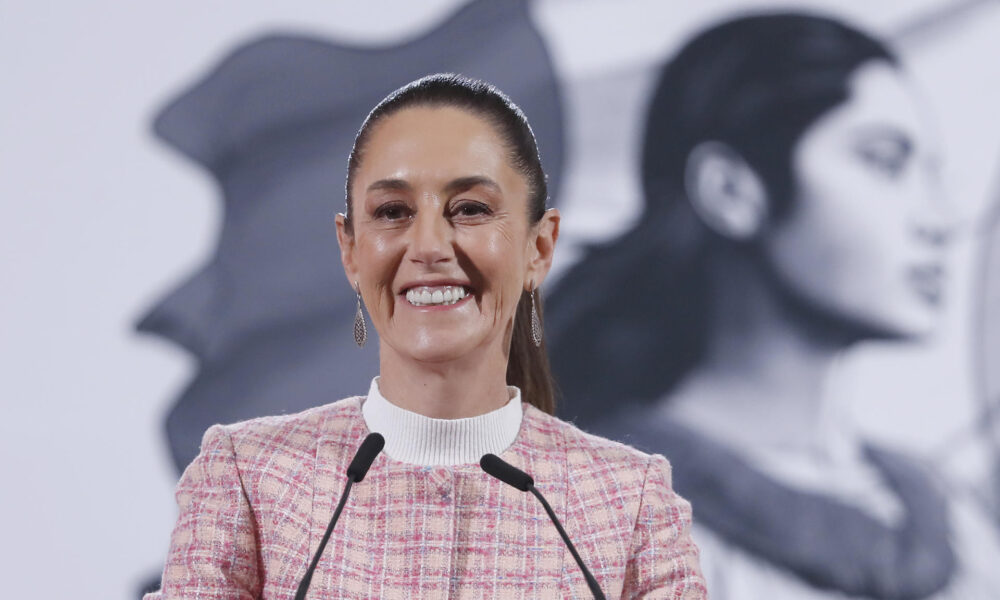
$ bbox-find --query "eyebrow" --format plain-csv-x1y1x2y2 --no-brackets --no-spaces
366,178,412,194
443,176,502,196
366,175,502,196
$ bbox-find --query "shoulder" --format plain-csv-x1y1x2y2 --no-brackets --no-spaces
525,404,665,467
199,396,366,464
523,407,705,595
523,405,671,494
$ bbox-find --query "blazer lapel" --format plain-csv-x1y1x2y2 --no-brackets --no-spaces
307,399,371,594
498,406,568,594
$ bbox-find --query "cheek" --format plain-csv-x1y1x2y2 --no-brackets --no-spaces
459,225,526,309
765,164,924,328
356,234,405,306
787,148,901,273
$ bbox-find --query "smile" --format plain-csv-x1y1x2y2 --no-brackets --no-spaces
404,285,471,307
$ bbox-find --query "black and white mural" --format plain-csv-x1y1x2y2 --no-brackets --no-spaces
4,1,1000,598
548,12,1000,598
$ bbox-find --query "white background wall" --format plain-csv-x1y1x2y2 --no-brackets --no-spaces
2,1,998,598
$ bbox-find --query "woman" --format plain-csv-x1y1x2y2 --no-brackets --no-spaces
146,74,706,599
548,12,1000,600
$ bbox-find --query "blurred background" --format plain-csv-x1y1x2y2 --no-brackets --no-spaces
2,0,999,598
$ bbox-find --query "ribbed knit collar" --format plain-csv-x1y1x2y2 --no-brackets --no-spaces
361,377,523,466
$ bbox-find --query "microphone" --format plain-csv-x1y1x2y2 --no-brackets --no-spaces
480,454,607,600
295,432,384,600
347,432,385,483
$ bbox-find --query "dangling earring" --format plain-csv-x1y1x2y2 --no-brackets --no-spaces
529,284,542,347
353,282,367,348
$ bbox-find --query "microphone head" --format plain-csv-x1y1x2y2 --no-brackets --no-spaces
346,433,385,482
480,453,534,491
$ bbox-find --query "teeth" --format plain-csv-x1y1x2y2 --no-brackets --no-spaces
405,286,468,307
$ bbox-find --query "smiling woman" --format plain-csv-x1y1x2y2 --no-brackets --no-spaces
145,74,706,599
337,102,553,419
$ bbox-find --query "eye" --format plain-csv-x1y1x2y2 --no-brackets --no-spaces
373,201,411,221
855,136,912,179
451,200,491,218
860,148,907,177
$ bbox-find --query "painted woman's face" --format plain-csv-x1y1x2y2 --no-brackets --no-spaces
762,60,949,339
337,106,557,368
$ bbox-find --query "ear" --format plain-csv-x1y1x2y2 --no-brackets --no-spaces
684,141,768,240
524,208,560,290
335,213,359,288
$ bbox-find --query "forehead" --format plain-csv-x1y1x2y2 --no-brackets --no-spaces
811,60,937,149
355,105,516,188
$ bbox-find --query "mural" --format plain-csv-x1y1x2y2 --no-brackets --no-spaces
547,10,1000,599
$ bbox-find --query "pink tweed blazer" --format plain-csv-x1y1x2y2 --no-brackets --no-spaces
146,397,706,599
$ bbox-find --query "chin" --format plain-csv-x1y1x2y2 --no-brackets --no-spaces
885,314,940,341
402,334,483,364
847,304,941,342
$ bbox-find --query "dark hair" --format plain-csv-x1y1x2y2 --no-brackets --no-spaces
548,13,897,419
344,73,555,414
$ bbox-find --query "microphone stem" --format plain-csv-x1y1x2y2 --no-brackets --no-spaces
295,477,355,600
528,486,607,600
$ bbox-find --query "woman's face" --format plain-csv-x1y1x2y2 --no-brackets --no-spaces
762,60,949,339
337,106,557,367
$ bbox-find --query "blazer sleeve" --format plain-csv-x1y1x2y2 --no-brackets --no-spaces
622,454,708,599
145,425,262,600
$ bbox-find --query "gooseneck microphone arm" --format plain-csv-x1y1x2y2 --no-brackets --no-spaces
480,453,607,600
295,432,385,600
527,486,607,599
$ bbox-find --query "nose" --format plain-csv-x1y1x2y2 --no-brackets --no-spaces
408,207,454,265
912,168,955,248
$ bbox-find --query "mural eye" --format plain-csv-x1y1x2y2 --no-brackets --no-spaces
856,136,912,179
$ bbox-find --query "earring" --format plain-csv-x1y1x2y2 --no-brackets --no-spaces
353,282,367,348
529,284,542,347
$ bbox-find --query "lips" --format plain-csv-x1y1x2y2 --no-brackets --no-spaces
908,263,945,305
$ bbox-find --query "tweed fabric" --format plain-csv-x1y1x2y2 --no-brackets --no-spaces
146,398,706,599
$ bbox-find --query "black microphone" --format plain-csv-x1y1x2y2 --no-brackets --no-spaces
295,432,384,600
480,454,607,600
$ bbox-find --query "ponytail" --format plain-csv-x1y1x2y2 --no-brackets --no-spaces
507,289,555,414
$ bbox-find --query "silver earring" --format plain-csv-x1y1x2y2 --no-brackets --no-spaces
353,282,367,347
529,284,542,347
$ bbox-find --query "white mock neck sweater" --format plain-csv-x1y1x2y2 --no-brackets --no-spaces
360,377,523,466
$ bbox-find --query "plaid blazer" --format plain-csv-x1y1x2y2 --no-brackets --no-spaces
146,397,706,599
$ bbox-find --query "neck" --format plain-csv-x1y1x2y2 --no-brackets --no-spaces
377,344,511,419
664,251,858,457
